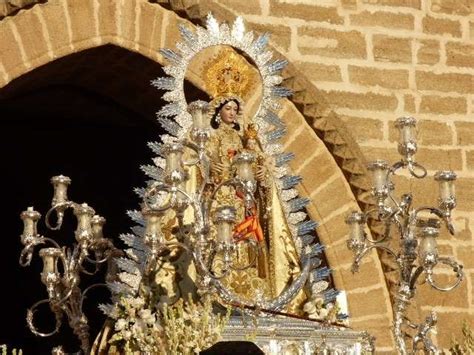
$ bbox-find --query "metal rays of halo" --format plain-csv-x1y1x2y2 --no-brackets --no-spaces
149,14,319,252
99,14,330,318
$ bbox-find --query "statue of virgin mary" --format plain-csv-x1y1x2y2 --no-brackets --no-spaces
196,48,306,304
91,15,337,354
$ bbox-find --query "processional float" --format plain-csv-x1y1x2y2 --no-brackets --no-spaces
19,14,377,354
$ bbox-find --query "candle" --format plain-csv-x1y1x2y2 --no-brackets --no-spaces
50,175,71,206
187,100,209,130
163,142,185,184
73,203,95,243
91,215,106,240
434,170,456,209
20,207,41,245
419,225,439,265
39,247,62,287
395,116,417,145
143,208,164,245
345,211,367,245
213,206,236,245
39,248,62,274
395,117,417,157
367,160,390,192
233,151,256,182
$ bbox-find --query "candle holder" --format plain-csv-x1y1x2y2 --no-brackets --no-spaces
188,100,211,149
346,117,464,354
163,142,187,185
233,151,257,209
19,176,120,354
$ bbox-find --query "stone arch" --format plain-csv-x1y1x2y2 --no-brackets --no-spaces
0,0,395,349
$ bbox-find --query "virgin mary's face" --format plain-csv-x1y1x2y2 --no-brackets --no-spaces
219,101,238,125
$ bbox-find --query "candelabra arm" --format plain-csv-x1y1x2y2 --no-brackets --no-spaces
80,261,100,276
425,256,463,292
19,237,61,267
227,239,259,271
144,182,194,212
192,246,312,311
79,283,108,313
84,250,113,265
45,201,74,230
408,266,425,290
351,244,399,273
412,206,455,236
407,161,427,179
26,298,62,337
363,208,401,244
390,160,406,174
181,140,203,167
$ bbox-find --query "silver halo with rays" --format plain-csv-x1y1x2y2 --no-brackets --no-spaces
99,13,338,316
151,13,314,254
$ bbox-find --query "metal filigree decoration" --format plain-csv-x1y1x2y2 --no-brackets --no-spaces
346,117,464,354
150,13,317,258
19,176,120,354
103,14,336,314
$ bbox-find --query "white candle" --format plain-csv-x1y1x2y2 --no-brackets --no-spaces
188,100,209,130
51,175,71,205
213,206,236,245
233,152,256,182
20,207,41,243
91,215,106,240
435,170,456,202
345,211,366,244
395,116,417,146
367,160,389,191
419,226,439,259
143,208,164,244
217,220,233,244
39,248,61,274
166,151,180,173
164,143,185,184
74,203,95,242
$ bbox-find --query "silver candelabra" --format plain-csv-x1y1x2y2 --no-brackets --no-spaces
346,117,464,354
19,176,120,353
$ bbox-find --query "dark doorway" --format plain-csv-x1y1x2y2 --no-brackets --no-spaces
0,44,206,354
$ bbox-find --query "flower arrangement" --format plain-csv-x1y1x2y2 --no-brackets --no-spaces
108,295,230,354
0,345,22,355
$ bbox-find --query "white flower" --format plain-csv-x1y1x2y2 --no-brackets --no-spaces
129,297,145,308
131,321,145,337
115,318,128,331
122,330,132,340
138,309,155,324
319,308,329,318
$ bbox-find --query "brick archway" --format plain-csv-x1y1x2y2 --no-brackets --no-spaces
0,0,395,350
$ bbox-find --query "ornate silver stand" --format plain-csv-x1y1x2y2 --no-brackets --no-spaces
346,117,463,354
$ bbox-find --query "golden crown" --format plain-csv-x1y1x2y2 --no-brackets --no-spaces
203,47,256,101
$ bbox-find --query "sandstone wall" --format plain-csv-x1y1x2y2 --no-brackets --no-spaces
0,0,472,352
